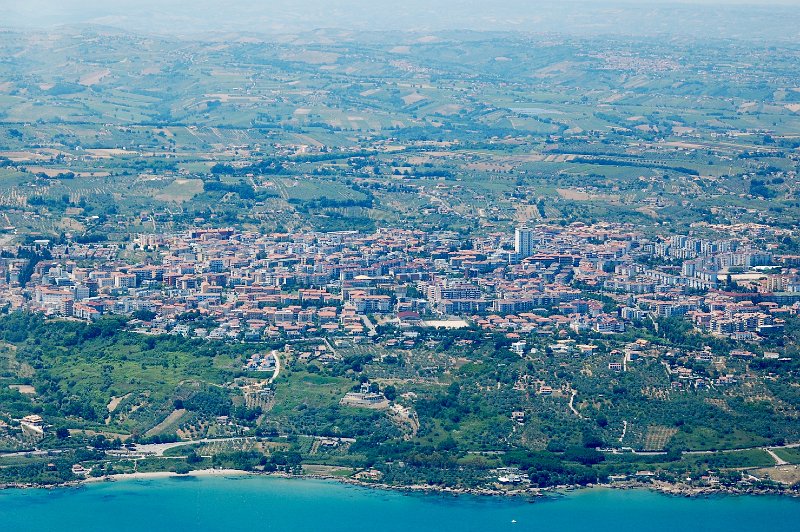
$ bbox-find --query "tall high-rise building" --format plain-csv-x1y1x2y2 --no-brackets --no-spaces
514,227,535,258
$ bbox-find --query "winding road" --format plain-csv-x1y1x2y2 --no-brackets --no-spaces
568,390,583,419
268,350,281,384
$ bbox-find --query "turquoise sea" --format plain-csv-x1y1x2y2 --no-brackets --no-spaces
1,476,799,532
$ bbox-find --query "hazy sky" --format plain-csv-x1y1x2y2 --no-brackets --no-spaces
1,0,798,38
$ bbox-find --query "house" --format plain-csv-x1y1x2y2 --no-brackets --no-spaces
71,464,90,476
20,414,44,435
510,340,527,356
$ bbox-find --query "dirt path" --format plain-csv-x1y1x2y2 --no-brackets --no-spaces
568,390,583,419
107,394,129,413
145,409,187,437
105,393,130,425
268,351,281,384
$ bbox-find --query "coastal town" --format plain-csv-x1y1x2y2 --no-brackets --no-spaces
1,2,800,512
2,221,796,349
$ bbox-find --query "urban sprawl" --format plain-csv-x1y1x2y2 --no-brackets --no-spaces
8,222,797,350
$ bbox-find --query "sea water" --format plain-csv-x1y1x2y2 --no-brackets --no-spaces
1,476,798,532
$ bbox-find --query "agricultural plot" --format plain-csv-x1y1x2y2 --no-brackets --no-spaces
154,179,204,203
643,425,679,451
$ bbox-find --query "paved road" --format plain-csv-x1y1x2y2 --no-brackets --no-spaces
361,315,377,337
324,337,338,357
683,442,800,464
765,448,789,465
0,449,64,458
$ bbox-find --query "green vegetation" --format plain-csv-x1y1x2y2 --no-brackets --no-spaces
0,30,799,238
773,448,800,465
1,315,797,489
0,313,248,438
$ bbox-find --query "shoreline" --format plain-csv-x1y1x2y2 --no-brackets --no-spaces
82,468,251,484
3,469,795,499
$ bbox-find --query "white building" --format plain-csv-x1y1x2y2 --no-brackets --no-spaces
514,227,536,258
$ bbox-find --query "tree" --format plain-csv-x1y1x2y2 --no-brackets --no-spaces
383,385,397,401
186,451,203,464
582,430,604,449
56,427,70,439
563,446,605,465
132,309,156,321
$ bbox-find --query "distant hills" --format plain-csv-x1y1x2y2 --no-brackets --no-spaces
3,1,800,42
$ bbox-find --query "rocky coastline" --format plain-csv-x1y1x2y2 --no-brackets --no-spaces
2,470,794,499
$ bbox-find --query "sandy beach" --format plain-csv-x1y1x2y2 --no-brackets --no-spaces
84,469,251,484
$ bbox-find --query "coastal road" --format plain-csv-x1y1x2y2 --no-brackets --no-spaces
131,434,357,457
0,449,65,458
133,436,256,457
601,440,800,460
683,442,800,464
